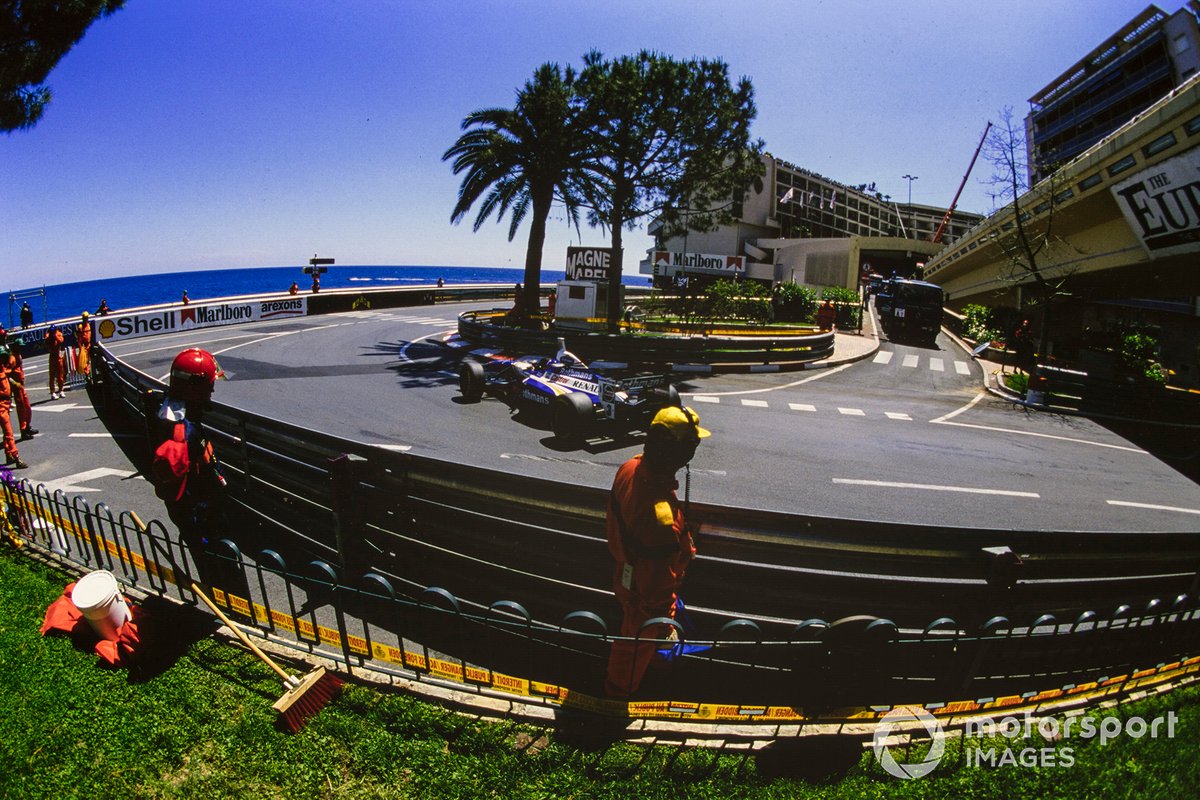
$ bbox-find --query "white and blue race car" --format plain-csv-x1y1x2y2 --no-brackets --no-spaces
457,340,679,441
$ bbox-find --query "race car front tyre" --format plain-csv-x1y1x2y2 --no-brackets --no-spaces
459,361,485,402
551,392,593,442
652,383,681,408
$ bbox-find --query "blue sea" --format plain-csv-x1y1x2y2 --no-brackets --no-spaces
4,265,651,328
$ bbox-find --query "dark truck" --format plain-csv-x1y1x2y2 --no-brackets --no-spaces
875,278,943,345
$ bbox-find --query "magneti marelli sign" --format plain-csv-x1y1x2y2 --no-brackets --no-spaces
565,247,615,281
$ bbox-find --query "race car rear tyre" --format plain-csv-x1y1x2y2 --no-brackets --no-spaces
551,392,593,442
459,361,485,402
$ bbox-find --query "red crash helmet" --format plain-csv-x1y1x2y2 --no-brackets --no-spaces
169,348,223,401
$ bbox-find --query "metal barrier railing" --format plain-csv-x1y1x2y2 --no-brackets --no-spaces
4,471,1199,731
7,289,1194,729
37,341,1191,720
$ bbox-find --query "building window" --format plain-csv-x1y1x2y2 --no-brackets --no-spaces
1053,188,1074,203
1187,115,1200,136
1034,200,1052,215
1107,154,1137,176
1078,172,1103,191
1175,33,1191,54
1142,132,1177,157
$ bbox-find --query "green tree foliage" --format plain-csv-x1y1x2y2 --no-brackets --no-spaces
963,303,1002,343
1,0,124,132
773,283,817,323
1121,331,1167,385
574,51,764,330
443,63,584,313
708,278,769,323
819,286,858,304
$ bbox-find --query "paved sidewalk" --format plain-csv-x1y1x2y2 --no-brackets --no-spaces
827,326,879,367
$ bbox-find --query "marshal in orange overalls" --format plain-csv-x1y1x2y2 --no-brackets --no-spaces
604,453,696,697
75,312,93,377
45,327,66,397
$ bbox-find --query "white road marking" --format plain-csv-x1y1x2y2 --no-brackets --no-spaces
930,358,944,372
955,361,971,375
833,478,1040,498
741,399,769,408
68,432,142,439
35,402,90,412
691,396,720,404
37,467,138,494
1107,500,1200,516
931,391,987,423
902,354,919,368
838,407,865,416
931,393,1148,453
789,403,816,412
873,351,894,364
373,444,413,452
680,362,855,398
885,412,912,420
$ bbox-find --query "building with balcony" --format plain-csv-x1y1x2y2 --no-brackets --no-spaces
641,154,983,291
1026,3,1200,183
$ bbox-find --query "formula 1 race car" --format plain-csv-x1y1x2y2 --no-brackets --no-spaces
457,340,680,441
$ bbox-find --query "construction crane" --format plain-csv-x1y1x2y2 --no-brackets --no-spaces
931,121,992,244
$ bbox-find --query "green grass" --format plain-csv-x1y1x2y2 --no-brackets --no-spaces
2,547,1199,798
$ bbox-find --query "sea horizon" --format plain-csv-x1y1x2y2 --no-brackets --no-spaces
5,264,650,328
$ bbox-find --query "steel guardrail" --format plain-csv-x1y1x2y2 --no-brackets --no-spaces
4,471,1199,727
18,286,1194,724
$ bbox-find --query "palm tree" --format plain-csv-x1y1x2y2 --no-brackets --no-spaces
443,63,583,316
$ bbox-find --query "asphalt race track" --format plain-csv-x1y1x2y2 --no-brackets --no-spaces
29,299,1200,535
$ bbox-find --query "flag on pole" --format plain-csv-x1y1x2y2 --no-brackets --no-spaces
831,191,838,211
779,188,795,205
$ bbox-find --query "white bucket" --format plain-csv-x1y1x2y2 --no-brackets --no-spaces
71,570,132,641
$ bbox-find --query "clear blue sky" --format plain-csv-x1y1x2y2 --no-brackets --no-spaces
1,0,1178,288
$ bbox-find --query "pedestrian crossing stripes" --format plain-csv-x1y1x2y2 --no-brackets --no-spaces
873,350,971,375
688,396,924,421
367,312,458,326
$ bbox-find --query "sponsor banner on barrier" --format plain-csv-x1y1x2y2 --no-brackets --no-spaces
94,297,308,342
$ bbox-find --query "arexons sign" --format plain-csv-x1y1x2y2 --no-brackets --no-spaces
95,296,308,342
1112,146,1200,258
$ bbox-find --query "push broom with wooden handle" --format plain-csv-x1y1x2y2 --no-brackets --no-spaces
131,513,342,732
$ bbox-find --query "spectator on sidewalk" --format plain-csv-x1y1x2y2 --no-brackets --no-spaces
817,299,836,331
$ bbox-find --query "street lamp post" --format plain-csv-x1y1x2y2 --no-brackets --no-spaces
902,174,918,239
